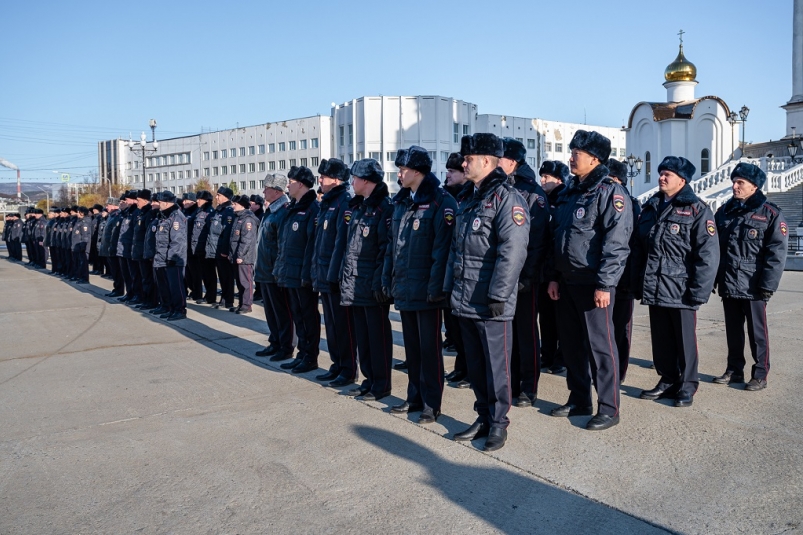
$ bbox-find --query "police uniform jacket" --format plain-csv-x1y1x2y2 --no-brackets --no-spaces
52,219,63,248
132,205,157,261
100,210,121,257
311,184,352,293
190,204,213,257
153,204,187,268
631,183,719,309
205,201,234,258
254,195,290,284
274,190,319,289
65,216,77,250
95,216,107,252
616,195,642,298
34,218,47,243
339,181,392,307
90,213,102,253
383,172,456,311
444,167,530,321
21,218,30,243
45,218,57,247
183,204,198,255
10,220,23,242
549,164,632,290
71,216,92,252
116,205,137,258
143,211,158,261
510,163,551,287
229,209,260,265
714,190,788,300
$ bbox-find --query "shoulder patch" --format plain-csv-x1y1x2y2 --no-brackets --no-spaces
780,221,788,236
706,219,716,236
173,221,180,231
512,206,526,226
444,208,455,226
344,210,352,224
245,222,252,231
612,194,625,213
535,194,545,208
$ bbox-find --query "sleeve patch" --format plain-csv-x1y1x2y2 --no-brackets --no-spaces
535,194,546,208
706,219,716,236
245,222,252,230
173,221,180,231
512,206,526,226
780,221,788,236
344,210,352,224
444,208,455,226
613,194,625,213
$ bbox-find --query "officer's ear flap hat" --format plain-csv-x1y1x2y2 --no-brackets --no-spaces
197,190,214,202
319,158,349,181
264,173,288,192
317,159,331,177
569,130,611,162
657,156,696,182
78,206,89,215
35,208,44,215
233,195,251,208
249,194,264,206
396,146,432,174
539,160,570,183
293,166,315,188
445,152,465,171
126,190,139,200
182,192,197,202
606,158,628,186
351,159,384,184
216,186,234,200
92,204,104,212
157,190,177,203
137,189,152,201
460,133,504,157
502,137,527,164
71,205,79,213
731,162,766,190
287,166,300,180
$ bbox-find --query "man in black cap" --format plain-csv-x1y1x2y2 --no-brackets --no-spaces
101,197,125,297
248,194,265,303
340,159,394,401
229,194,260,314
631,156,719,407
500,138,551,408
45,208,59,272
538,160,570,375
385,146,457,424
116,191,140,302
6,214,23,260
254,173,295,361
70,207,92,283
713,163,787,391
274,166,321,374
143,196,162,311
95,207,109,277
182,192,202,302
191,190,216,304
152,191,188,321
54,209,70,274
311,158,358,386
132,190,159,309
606,158,641,383
22,209,34,265
547,130,632,431
207,186,236,309
63,206,79,277
446,133,529,451
32,209,47,268
89,204,103,274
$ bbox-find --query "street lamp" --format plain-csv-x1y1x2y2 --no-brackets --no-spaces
127,120,158,190
35,186,50,212
739,105,749,151
624,154,643,192
727,111,739,159
786,127,803,230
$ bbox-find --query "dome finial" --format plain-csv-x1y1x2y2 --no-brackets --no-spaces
665,32,697,83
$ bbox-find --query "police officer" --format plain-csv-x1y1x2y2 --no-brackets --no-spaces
144,196,163,313
631,156,719,407
7,214,23,260
32,209,47,268
71,206,92,283
538,160,570,375
249,194,266,304
547,130,632,431
153,191,188,321
207,187,236,309
274,166,321,374
606,158,642,383
182,192,202,302
713,163,788,391
116,191,140,302
446,133,529,451
192,190,216,304
229,194,260,314
101,197,125,297
254,173,295,362
54,208,69,274
22,208,34,265
45,208,59,273
132,190,159,310
95,207,108,278
500,138,550,408
385,146,457,424
89,204,103,274
311,158,358,385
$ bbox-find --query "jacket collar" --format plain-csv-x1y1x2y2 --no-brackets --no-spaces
472,167,509,199
511,162,537,186
565,164,610,194
392,172,440,205
322,183,348,203
160,204,179,218
269,194,290,213
351,181,389,209
724,189,767,213
645,182,699,210
288,189,317,212
216,200,231,212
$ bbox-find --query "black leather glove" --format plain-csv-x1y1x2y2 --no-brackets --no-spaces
301,280,312,289
760,290,773,301
374,287,391,303
487,300,505,318
329,281,340,294
427,293,446,303
517,279,533,293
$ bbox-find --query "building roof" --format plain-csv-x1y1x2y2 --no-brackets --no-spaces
627,96,731,129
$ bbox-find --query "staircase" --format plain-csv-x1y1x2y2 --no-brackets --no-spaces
766,183,803,230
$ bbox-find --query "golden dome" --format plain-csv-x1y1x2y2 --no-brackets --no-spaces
664,44,697,82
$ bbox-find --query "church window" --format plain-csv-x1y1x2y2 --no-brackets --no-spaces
700,149,710,174
644,152,651,183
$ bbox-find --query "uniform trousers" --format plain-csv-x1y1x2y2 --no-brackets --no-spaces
186,255,203,300
538,281,564,368
612,294,635,382
116,257,132,295
320,290,357,378
722,297,769,381
89,245,99,272
215,257,235,306
556,283,620,417
11,241,23,260
155,265,186,313
24,240,33,263
126,258,142,299
287,286,320,364
234,263,254,308
443,307,467,375
459,317,513,429
511,289,541,398
49,247,57,272
648,306,699,396
400,309,444,412
106,256,124,293
73,249,89,281
352,304,393,395
201,257,218,303
260,282,295,354
138,259,157,306
37,241,48,268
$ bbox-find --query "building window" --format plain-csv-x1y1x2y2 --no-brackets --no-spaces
240,181,246,190
339,126,344,146
179,185,185,194
178,171,183,179
170,155,176,165
289,140,296,150
348,124,353,145
515,137,523,143
268,143,275,153
231,165,237,174
239,147,245,157
700,149,710,174
311,157,319,167
258,144,265,154
213,167,219,176
148,173,154,182
463,124,469,136
194,169,199,178
545,142,552,152
620,148,627,157
428,151,436,162
213,150,218,159
279,160,286,170
440,151,449,162
269,161,276,171
227,149,234,158
369,152,381,161
221,166,228,175
203,151,209,161
249,180,256,190
527,139,536,149
240,164,246,174
300,158,308,167
171,187,176,193
645,151,651,183
203,168,210,176
356,152,363,161
300,139,307,150
278,142,286,152
311,138,319,148
386,172,398,184
453,122,459,143
248,146,255,156
258,162,265,172
349,153,354,164
220,150,226,159
386,151,397,162
555,143,563,153
289,159,297,167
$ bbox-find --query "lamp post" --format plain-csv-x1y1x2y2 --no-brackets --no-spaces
727,111,739,159
738,105,750,152
126,120,158,190
35,186,50,212
787,128,803,233
624,153,643,194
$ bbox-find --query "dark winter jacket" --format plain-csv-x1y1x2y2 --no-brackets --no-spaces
631,183,719,309
714,190,788,300
549,164,633,289
254,195,291,283
383,173,457,311
444,167,530,320
95,215,107,252
205,201,235,258
509,163,551,288
312,184,352,293
71,216,92,252
153,204,187,268
132,204,157,261
33,218,47,242
229,209,260,265
190,203,213,257
183,204,199,256
90,213,102,254
116,205,137,258
340,181,393,307
45,218,57,247
100,209,121,257
274,190,320,289
616,195,642,298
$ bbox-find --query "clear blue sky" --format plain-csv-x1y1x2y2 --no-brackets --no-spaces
0,0,792,183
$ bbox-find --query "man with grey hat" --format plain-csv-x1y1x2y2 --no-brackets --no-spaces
207,186,236,309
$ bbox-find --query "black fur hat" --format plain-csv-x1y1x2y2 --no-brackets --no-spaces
197,190,214,202
502,137,527,164
157,190,177,203
78,206,89,215
569,130,611,162
319,158,349,181
137,189,152,201
317,159,330,176
287,166,300,180
350,159,384,184
34,208,44,215
293,166,315,188
126,190,139,200
538,160,570,183
70,205,79,213
396,145,432,174
249,194,265,206
233,194,250,208
445,152,464,171
461,133,504,157
731,162,766,190
92,204,104,212
182,192,197,202
394,149,408,169
606,158,628,186
657,156,696,182
216,186,234,199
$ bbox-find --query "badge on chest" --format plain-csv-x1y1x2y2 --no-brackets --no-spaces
412,218,420,231
292,222,299,231
575,207,585,219
471,217,481,231
362,226,370,237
